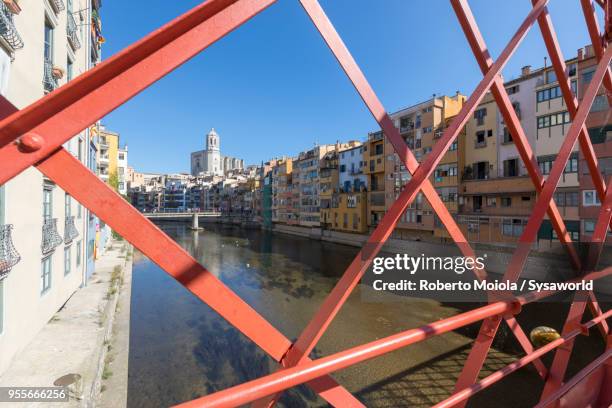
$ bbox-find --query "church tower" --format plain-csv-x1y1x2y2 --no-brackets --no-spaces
205,128,222,175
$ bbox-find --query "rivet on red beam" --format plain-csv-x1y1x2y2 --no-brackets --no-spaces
17,133,44,153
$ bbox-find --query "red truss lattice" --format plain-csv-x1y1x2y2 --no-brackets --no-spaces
0,0,610,407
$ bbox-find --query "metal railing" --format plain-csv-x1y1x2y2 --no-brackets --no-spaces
0,0,609,407
67,12,81,50
0,224,20,280
43,59,57,93
64,216,79,243
41,218,63,254
0,2,23,51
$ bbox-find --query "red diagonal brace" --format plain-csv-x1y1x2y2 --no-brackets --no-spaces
542,0,612,214
0,0,277,186
34,149,362,407
255,0,550,406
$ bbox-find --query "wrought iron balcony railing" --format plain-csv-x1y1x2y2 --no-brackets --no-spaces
50,0,65,13
42,218,63,254
64,216,79,243
43,59,58,93
0,2,24,51
0,224,20,281
67,12,81,50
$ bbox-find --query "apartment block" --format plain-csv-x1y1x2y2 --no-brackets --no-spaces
270,158,293,224
577,46,612,242
384,94,466,239
535,57,581,242
0,0,102,375
319,150,338,229
332,144,368,233
364,131,386,228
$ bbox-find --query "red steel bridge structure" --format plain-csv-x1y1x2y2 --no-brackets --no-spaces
1,0,612,406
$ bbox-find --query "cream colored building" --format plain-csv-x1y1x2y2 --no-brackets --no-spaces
0,0,102,375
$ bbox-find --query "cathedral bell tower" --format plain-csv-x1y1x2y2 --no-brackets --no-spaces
205,128,222,175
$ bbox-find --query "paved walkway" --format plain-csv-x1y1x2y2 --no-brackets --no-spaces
0,241,131,407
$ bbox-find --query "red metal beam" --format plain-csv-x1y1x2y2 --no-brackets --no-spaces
539,179,612,402
175,267,612,408
536,349,612,408
0,0,277,186
452,0,580,267
283,0,549,373
548,0,612,209
434,309,612,408
35,149,362,407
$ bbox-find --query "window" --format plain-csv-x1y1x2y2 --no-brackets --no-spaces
537,82,577,102
476,131,486,144
423,126,433,133
77,203,82,219
487,197,497,207
503,159,519,177
538,156,554,175
65,193,71,218
374,144,383,155
546,70,557,84
582,69,595,85
501,197,512,207
41,256,52,295
584,220,595,234
118,153,125,160
568,63,577,77
67,58,73,81
537,112,570,129
512,102,521,119
43,185,53,220
64,246,71,276
590,94,609,113
503,127,513,144
487,129,493,137
564,154,578,174
474,108,487,126
449,140,458,151
583,190,601,206
506,85,519,95
44,20,54,63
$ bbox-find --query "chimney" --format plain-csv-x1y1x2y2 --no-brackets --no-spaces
577,47,584,60
521,65,531,76
585,44,594,58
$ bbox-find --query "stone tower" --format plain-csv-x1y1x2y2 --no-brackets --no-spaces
205,128,222,175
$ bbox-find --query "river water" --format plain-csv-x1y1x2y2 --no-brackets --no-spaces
126,222,606,408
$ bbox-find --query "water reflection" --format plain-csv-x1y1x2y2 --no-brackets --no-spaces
127,222,608,408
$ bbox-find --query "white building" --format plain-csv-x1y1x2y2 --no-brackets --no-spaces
190,128,244,176
117,145,128,195
339,144,367,192
496,65,541,178
0,0,102,375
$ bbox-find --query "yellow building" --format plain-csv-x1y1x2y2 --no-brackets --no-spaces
384,93,466,240
319,150,339,229
364,131,386,228
97,125,119,184
330,191,368,233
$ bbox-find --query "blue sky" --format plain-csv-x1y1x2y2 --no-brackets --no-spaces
101,0,602,174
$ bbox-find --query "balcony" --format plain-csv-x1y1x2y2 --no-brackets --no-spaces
50,0,65,13
461,176,535,195
67,12,81,50
64,216,79,243
0,2,23,51
474,139,487,149
42,218,63,254
0,224,21,280
43,59,58,92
